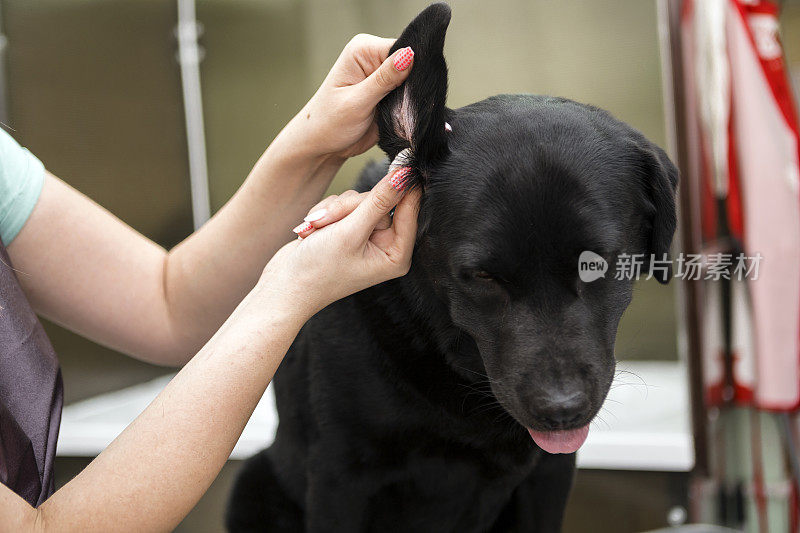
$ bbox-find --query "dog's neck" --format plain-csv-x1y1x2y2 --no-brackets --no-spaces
352,266,532,448
354,267,456,360
358,247,460,348
354,257,497,393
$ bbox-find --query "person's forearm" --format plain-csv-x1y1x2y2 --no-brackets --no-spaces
163,125,342,356
8,33,405,368
0,122,419,530
34,285,305,532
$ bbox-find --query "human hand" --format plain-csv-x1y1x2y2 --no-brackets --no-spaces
255,166,419,319
282,35,414,161
290,168,414,239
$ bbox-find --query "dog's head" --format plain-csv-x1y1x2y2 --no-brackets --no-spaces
378,3,678,454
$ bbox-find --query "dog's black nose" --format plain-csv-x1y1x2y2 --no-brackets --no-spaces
536,391,589,428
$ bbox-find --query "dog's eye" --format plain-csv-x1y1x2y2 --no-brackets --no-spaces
473,271,495,281
470,270,508,285
460,268,506,287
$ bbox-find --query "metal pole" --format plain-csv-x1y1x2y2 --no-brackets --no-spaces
176,0,211,229
657,0,710,479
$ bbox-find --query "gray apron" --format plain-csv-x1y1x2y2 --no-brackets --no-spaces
0,239,63,507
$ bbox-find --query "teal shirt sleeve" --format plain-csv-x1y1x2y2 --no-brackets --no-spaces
0,128,44,245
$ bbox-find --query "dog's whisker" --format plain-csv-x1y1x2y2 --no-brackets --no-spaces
591,413,612,430
491,410,515,426
469,400,507,418
609,372,653,396
453,364,492,380
614,369,650,389
599,405,618,422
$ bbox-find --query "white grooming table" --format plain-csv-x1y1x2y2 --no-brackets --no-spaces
57,361,693,471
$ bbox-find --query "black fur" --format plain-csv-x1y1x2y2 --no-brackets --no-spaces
227,3,678,532
377,2,451,182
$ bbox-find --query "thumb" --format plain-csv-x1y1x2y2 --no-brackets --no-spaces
348,166,412,240
357,47,414,108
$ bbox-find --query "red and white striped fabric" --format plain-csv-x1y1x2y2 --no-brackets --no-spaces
682,0,800,411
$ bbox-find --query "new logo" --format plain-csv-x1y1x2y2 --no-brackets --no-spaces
578,251,608,283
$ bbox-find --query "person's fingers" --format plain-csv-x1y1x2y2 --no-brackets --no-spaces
346,34,396,62
305,192,355,237
292,220,315,239
348,166,412,239
330,34,395,87
305,194,340,220
368,186,421,259
293,194,338,238
375,214,393,231
387,187,422,256
355,46,414,108
303,191,361,229
305,191,393,232
294,190,361,238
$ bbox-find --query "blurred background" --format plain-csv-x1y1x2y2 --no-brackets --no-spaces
4,0,797,531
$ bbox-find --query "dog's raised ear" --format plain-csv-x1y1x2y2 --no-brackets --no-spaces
640,143,679,284
377,3,451,187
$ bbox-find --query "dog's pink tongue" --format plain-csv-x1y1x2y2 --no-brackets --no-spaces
527,425,590,454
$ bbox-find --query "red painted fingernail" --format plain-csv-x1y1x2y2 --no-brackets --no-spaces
393,47,414,71
390,167,412,191
293,221,313,234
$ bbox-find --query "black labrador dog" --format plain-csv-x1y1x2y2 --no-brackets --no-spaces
227,3,677,532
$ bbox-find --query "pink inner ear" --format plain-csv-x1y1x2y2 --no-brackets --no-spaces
392,84,416,144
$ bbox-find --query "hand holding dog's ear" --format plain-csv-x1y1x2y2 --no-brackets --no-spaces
293,189,394,239
258,167,420,319
356,45,416,109
281,34,414,161
376,3,452,180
